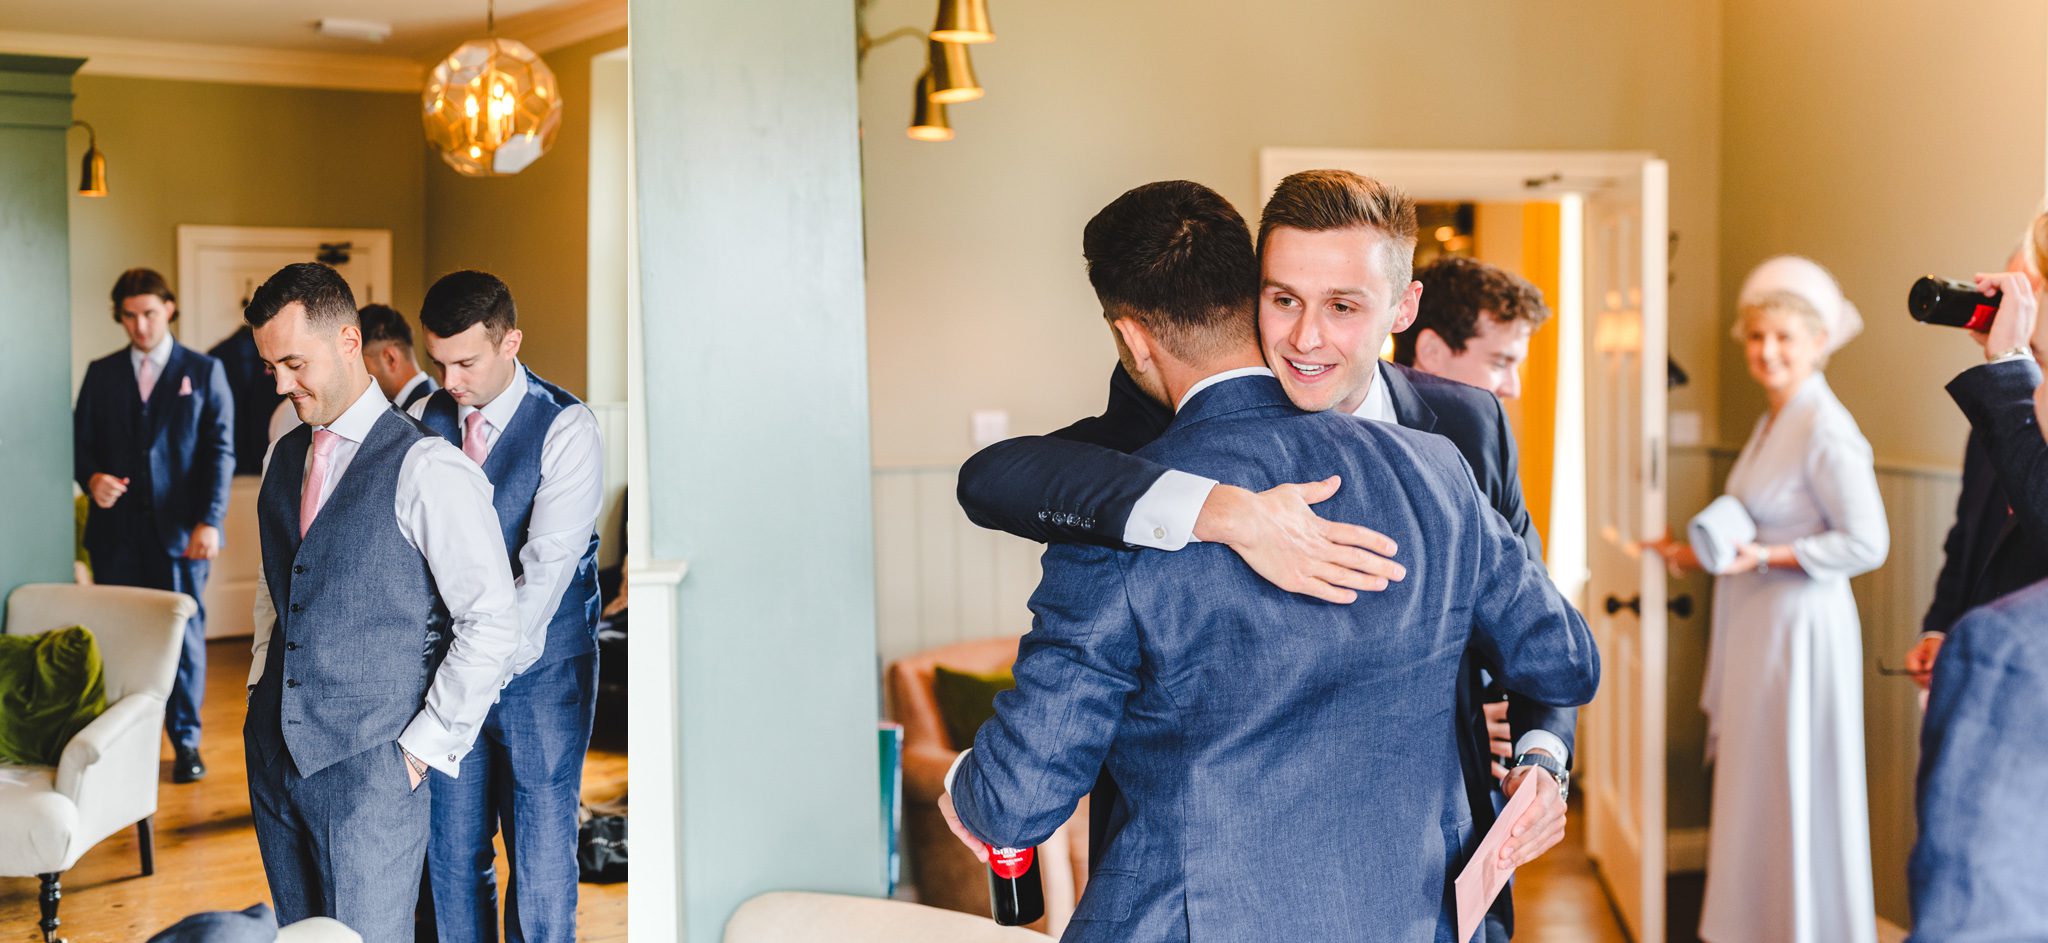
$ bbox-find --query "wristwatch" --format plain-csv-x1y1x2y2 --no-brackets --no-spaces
1510,751,1569,802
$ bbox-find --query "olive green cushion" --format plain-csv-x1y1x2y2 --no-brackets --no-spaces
932,663,1015,749
0,625,108,766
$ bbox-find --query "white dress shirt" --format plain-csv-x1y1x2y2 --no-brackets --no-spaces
248,380,522,777
1117,362,1568,765
130,334,174,393
268,398,301,446
409,363,605,677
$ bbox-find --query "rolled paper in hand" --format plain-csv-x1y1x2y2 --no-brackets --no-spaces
1689,495,1757,575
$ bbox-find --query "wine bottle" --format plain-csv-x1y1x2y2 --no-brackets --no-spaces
1908,276,2000,331
985,844,1046,926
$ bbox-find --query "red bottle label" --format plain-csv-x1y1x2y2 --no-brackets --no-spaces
986,845,1035,879
1969,303,1999,331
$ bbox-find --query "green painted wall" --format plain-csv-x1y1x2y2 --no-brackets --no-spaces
425,29,626,400
631,0,884,936
0,55,83,598
65,76,426,388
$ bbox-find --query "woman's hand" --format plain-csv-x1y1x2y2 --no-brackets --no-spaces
1642,535,1698,577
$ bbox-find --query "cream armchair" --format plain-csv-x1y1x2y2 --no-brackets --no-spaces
0,583,192,943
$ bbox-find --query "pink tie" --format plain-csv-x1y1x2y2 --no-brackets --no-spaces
137,357,157,404
463,411,490,465
301,429,341,538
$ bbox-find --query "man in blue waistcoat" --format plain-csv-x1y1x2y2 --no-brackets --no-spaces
241,262,521,943
412,270,605,943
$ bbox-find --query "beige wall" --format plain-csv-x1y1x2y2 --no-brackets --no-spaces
425,29,626,400
858,0,1725,468
65,76,424,387
1717,0,2046,464
1712,0,2045,925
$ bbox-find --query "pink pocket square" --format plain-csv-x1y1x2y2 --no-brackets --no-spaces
178,376,193,396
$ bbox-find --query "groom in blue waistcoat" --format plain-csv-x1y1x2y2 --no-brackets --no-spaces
413,270,606,943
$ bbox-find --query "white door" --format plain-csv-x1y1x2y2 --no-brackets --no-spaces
175,225,393,352
173,225,392,637
1575,159,1670,943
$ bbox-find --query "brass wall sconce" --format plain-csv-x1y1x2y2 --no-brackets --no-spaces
70,120,106,197
858,0,996,142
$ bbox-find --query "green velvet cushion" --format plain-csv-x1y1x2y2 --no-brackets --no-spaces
0,625,108,766
932,663,1015,749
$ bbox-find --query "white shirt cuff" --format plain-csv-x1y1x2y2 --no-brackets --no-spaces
399,713,470,778
944,748,971,795
1918,629,1947,642
1514,730,1570,768
1123,470,1217,550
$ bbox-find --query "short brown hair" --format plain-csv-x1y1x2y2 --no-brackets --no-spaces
1256,170,1419,297
110,268,176,322
1083,181,1260,362
1395,256,1552,365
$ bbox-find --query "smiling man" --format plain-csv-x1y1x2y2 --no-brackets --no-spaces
954,170,1579,941
1393,255,1552,402
243,262,519,943
73,267,234,784
411,271,605,943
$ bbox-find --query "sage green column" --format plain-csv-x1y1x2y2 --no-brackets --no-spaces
0,55,81,599
629,3,884,938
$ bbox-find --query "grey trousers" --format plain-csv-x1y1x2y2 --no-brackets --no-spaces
247,731,431,943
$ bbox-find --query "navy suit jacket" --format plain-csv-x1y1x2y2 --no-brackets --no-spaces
951,375,1599,941
1910,579,2048,940
208,326,284,477
1939,359,2048,599
74,341,235,558
956,362,1578,890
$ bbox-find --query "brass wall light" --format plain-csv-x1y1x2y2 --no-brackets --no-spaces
907,72,953,142
926,39,982,104
70,121,106,197
857,0,997,142
930,0,994,44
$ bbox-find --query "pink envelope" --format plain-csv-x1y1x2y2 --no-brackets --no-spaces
1455,782,1541,942
178,375,193,396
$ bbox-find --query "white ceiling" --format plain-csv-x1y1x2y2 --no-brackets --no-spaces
0,0,602,59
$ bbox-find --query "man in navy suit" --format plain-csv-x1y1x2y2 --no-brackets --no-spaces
73,268,234,783
955,171,1577,939
1909,284,2048,937
360,304,440,411
939,181,1598,940
1903,259,2048,689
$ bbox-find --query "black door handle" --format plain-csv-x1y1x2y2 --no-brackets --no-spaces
1604,594,1641,616
1669,594,1695,619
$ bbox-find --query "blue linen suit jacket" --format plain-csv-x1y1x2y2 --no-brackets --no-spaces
1910,579,2048,940
73,340,235,558
950,375,1599,941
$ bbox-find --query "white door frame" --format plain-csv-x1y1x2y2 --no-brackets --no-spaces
175,224,393,347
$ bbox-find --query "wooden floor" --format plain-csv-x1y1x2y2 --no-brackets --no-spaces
0,639,626,942
1504,798,1632,943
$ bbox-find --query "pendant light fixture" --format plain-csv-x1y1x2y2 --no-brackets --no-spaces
70,121,106,197
907,72,954,141
422,0,563,177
